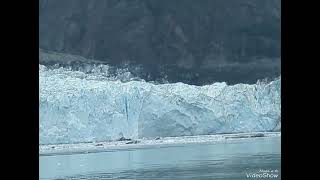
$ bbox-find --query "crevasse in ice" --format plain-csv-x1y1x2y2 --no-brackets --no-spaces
39,65,280,144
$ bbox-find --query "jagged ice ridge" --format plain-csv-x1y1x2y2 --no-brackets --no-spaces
39,65,281,145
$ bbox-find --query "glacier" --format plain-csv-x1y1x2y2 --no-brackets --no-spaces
40,65,281,145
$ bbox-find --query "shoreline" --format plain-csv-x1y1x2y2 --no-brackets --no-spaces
39,132,280,156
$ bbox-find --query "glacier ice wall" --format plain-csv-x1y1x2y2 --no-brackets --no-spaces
40,65,281,145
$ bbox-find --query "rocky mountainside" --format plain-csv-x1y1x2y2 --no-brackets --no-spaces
39,0,280,85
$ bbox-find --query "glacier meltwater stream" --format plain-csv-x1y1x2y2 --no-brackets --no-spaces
40,64,280,145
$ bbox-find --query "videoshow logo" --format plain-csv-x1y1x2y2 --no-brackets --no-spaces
245,169,279,179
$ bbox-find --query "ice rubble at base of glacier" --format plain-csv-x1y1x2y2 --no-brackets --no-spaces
39,65,281,145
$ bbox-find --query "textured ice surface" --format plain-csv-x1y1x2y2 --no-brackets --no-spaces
40,65,281,144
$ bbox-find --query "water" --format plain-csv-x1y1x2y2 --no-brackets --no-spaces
40,137,280,179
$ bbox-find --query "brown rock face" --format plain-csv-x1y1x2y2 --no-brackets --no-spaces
39,0,280,85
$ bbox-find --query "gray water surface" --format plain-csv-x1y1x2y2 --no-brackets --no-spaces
40,137,280,180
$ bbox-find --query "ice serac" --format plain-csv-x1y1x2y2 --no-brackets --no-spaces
39,65,281,145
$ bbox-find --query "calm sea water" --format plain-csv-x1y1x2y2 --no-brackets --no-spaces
40,137,280,180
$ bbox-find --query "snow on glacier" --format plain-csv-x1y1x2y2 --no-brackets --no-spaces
39,65,281,145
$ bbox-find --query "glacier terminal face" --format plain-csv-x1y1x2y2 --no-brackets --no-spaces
40,65,280,144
